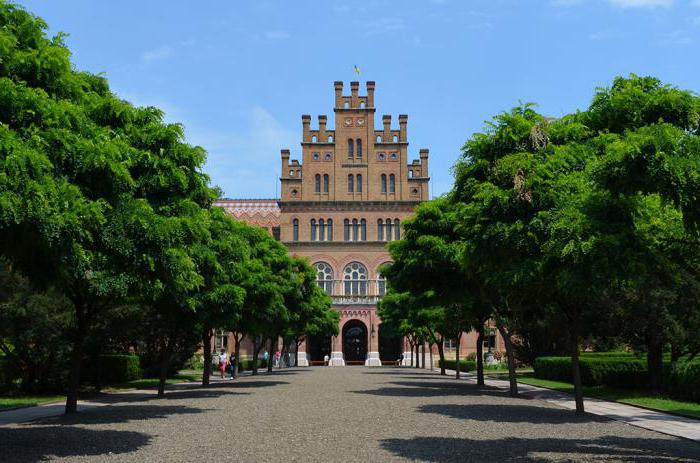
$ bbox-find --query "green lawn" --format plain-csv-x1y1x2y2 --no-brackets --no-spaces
103,373,201,391
0,395,64,410
515,374,700,419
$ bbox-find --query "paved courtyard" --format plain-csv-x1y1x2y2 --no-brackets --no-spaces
2,367,700,462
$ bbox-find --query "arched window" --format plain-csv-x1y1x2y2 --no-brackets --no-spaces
356,174,362,193
377,272,386,296
356,139,362,159
328,135,334,142
394,218,400,240
347,139,354,159
323,174,329,193
292,219,299,241
344,219,350,241
315,174,321,193
311,219,317,241
319,219,325,241
376,135,382,143
311,135,317,143
314,262,334,295
327,219,333,241
377,219,384,241
348,174,354,193
343,101,350,109
381,174,387,193
386,218,392,241
360,101,366,109
361,219,367,241
352,219,359,242
408,170,413,178
393,135,398,142
343,262,368,295
389,174,396,193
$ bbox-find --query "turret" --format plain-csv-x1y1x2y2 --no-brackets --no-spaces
334,81,343,108
350,81,359,108
366,81,375,107
420,149,429,176
399,114,408,142
281,149,290,176
318,115,327,139
302,115,311,142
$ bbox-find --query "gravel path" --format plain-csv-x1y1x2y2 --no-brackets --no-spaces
2,367,700,462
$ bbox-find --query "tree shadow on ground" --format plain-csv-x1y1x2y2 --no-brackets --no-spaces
0,426,151,462
418,403,609,425
225,380,289,389
354,379,493,398
35,403,206,425
379,435,700,463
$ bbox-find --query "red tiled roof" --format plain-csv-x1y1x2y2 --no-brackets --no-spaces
214,198,280,228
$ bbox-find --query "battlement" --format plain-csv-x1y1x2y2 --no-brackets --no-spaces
334,81,375,110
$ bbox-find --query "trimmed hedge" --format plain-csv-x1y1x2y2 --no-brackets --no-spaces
96,354,141,384
438,359,477,373
668,362,700,403
533,356,647,387
0,357,10,392
236,358,268,371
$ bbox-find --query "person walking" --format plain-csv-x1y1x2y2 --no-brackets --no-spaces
229,354,236,379
262,350,269,368
323,354,329,366
275,350,281,368
218,349,228,379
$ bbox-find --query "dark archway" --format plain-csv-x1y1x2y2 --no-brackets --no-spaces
308,334,331,364
378,324,402,363
342,320,368,364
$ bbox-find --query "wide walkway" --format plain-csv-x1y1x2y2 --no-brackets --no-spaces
2,367,700,462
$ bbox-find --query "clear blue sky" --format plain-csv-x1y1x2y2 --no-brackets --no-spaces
17,0,700,199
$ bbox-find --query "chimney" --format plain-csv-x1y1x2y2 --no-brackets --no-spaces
302,115,311,142
399,114,408,142
318,115,327,139
350,81,359,107
366,81,375,107
382,115,391,134
281,149,290,177
334,81,343,108
420,149,429,177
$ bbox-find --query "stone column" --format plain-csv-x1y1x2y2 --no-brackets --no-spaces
365,311,382,366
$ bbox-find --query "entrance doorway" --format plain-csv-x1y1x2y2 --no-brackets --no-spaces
378,324,402,364
308,334,331,365
342,320,367,364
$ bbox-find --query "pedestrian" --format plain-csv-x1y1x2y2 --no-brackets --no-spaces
397,353,404,367
218,349,228,379
323,354,329,366
263,350,269,368
275,350,281,368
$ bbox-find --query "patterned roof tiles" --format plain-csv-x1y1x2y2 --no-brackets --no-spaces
214,198,280,228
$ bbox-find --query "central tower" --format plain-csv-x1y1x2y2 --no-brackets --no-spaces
278,81,429,366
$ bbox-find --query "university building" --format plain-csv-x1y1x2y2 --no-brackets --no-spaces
214,81,500,365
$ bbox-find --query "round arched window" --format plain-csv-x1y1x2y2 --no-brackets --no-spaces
314,262,334,294
343,262,368,295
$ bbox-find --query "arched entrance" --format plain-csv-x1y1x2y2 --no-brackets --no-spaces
342,320,368,364
308,334,331,364
378,324,402,363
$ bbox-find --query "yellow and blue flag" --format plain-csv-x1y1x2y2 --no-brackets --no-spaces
353,65,360,76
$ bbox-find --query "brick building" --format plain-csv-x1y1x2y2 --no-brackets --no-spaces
214,81,500,366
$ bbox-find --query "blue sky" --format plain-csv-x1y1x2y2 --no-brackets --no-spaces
17,0,700,199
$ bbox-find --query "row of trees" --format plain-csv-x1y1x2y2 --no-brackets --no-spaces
379,75,700,413
0,2,337,413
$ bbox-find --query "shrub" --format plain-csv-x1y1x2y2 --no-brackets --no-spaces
183,354,204,370
667,362,700,403
95,354,141,384
237,358,268,371
533,356,647,387
0,357,11,393
438,359,476,372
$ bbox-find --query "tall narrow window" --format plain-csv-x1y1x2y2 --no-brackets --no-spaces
347,139,354,159
327,219,333,241
377,219,384,241
352,219,359,242
344,219,350,241
292,219,299,241
323,174,329,193
360,219,367,241
381,174,387,193
394,218,400,240
377,273,386,296
389,174,396,193
315,174,321,193
319,219,325,241
348,174,354,193
356,174,362,193
311,219,317,241
356,139,362,159
386,218,392,241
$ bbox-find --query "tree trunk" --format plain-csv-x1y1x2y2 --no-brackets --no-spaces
252,337,260,376
455,335,461,380
421,341,426,369
498,324,518,397
437,338,446,376
476,324,485,386
570,328,585,414
157,336,174,398
295,340,301,367
429,343,434,371
647,332,664,393
65,320,86,414
409,341,414,367
415,343,420,369
267,337,274,373
233,333,242,379
201,327,212,386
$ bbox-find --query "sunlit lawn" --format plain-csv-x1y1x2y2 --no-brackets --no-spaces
512,373,700,419
0,395,64,410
